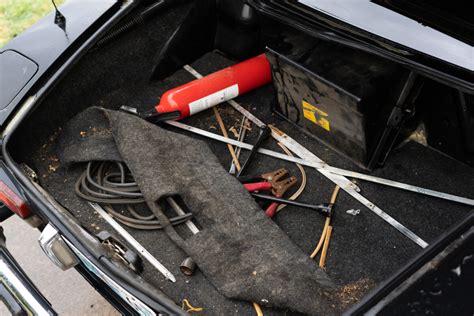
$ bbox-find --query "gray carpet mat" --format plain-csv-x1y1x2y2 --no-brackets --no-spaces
56,107,337,315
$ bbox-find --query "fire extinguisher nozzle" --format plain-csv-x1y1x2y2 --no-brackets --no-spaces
119,106,181,123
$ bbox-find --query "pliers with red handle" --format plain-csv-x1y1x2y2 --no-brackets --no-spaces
241,168,288,193
243,182,273,192
238,168,288,184
264,176,297,218
241,168,298,218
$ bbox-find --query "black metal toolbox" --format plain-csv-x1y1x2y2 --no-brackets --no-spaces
266,42,417,169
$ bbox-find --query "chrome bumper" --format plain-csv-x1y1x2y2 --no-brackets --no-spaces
0,227,56,315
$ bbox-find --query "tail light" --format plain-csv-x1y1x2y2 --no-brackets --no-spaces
0,181,32,218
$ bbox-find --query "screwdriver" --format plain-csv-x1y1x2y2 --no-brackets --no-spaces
250,193,331,217
237,125,271,177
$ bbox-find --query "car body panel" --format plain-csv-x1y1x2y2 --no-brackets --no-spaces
0,51,38,110
298,0,473,71
0,0,120,125
249,0,473,91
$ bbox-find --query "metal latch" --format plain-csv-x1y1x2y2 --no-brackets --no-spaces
96,231,142,273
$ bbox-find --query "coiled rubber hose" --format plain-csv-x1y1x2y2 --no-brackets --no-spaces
75,161,192,230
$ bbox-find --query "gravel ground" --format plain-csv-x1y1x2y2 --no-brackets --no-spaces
0,216,119,315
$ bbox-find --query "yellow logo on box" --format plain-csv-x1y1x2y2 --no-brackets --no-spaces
302,100,330,131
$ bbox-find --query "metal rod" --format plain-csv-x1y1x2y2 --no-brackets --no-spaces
166,120,474,248
250,193,331,215
180,65,470,248
268,126,428,248
166,196,199,277
89,203,176,282
167,120,303,164
183,64,204,79
167,121,474,207
167,121,430,247
183,64,358,193
183,65,265,128
324,167,474,206
166,197,199,235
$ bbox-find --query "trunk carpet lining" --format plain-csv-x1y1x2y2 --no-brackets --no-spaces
29,52,474,315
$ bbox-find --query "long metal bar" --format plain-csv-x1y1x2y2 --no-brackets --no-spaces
167,120,474,247
89,203,176,282
167,120,474,207
269,126,428,248
183,64,358,192
250,193,331,215
183,65,265,128
226,98,265,128
166,197,199,276
166,197,199,235
167,120,299,161
324,168,474,207
167,120,360,191
181,65,468,248
166,121,474,207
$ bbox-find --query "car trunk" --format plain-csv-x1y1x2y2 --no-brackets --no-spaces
5,1,474,314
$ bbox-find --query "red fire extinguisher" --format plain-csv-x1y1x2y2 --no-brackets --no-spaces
153,54,272,120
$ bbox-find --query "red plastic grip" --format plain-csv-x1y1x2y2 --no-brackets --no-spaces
265,202,279,218
244,182,272,192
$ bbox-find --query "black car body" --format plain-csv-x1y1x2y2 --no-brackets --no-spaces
0,0,472,314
